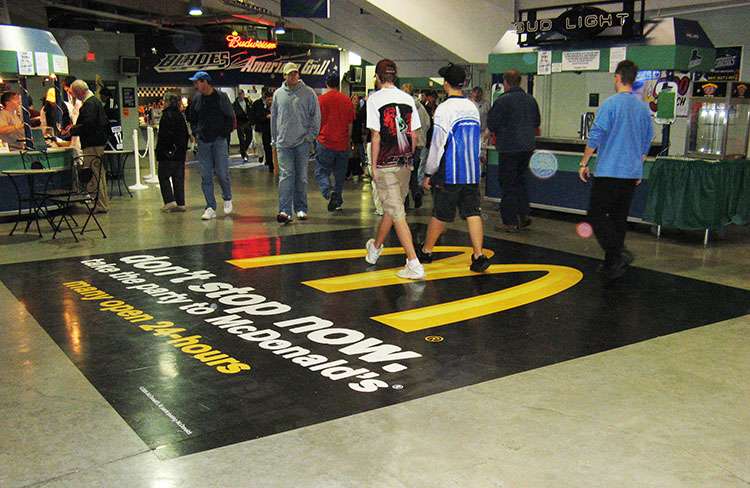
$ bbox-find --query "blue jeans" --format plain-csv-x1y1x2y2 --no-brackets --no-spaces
277,141,310,215
197,137,232,210
314,141,349,200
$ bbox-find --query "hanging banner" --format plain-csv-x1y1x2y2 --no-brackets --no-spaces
52,55,68,74
137,33,339,89
701,46,742,82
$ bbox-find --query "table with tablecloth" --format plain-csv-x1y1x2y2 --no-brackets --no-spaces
644,157,750,231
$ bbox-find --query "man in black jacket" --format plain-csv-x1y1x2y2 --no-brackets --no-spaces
233,89,253,162
487,69,541,232
252,87,273,172
68,80,111,213
187,71,235,220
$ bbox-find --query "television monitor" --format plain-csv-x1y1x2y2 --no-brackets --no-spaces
120,57,140,76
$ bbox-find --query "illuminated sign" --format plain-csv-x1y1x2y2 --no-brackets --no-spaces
514,0,644,47
225,34,277,50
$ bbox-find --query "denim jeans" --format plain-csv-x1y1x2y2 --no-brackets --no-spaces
314,141,349,200
417,145,429,183
197,137,232,210
277,141,310,215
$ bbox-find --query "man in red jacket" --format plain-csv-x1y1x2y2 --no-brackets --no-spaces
315,75,355,212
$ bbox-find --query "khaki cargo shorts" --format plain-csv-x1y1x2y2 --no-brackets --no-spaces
374,165,411,221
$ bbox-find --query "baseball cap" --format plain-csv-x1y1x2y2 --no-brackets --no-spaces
375,59,397,78
282,62,301,76
189,71,212,82
438,64,466,88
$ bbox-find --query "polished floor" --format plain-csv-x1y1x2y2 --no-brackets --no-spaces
1,158,749,487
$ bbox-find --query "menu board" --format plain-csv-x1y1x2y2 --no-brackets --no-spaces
35,52,49,76
17,51,34,75
562,50,600,71
122,87,136,108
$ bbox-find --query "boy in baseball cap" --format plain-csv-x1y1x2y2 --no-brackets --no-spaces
363,58,425,280
418,64,491,273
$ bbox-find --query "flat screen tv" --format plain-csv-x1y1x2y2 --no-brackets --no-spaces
120,56,140,76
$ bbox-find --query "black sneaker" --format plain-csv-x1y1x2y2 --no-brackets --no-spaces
416,246,433,264
622,248,635,266
519,217,532,229
470,254,491,273
327,192,338,212
603,259,628,282
276,212,292,224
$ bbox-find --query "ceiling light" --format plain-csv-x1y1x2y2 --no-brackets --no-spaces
274,23,286,35
188,0,203,16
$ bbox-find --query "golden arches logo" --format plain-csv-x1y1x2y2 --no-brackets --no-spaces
228,247,583,333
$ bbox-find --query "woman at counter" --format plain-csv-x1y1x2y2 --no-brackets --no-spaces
0,92,26,150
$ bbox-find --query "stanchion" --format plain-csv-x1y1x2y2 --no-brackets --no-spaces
144,126,159,184
128,128,148,191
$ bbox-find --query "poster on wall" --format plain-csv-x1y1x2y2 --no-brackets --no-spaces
34,52,49,76
17,51,34,75
635,71,692,117
609,46,627,72
702,46,742,82
136,33,339,89
562,50,600,71
52,55,69,74
537,50,552,75
122,87,136,108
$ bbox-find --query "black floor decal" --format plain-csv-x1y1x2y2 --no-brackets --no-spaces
1,228,748,459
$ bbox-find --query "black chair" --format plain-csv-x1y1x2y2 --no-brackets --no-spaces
49,155,107,242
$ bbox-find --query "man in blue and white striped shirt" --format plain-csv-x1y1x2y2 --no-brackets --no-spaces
418,64,490,273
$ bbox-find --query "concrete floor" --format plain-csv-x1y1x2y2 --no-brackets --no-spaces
1,161,748,488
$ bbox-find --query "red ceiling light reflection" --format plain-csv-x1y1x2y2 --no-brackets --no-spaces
231,236,279,260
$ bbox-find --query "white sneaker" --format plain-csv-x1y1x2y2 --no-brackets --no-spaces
223,200,233,215
161,201,177,212
397,259,425,280
365,238,383,265
296,211,308,220
201,207,216,220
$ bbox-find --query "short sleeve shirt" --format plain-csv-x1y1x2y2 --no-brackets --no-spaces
366,87,421,168
0,109,25,149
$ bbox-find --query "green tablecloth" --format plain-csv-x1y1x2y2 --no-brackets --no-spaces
644,158,750,230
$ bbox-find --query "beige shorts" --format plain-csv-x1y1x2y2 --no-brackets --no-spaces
374,165,411,220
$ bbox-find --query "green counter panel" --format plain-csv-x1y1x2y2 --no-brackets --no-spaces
0,149,73,171
489,45,715,74
487,149,654,178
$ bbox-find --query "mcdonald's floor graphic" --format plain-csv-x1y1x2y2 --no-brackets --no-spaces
2,227,749,459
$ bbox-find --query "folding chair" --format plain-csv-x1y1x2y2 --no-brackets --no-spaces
49,155,107,242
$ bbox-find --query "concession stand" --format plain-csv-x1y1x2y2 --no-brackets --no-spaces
487,0,750,241
0,26,74,223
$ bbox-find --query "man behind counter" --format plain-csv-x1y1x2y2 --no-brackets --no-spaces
0,92,26,149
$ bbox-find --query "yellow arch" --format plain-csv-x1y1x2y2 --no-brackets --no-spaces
228,247,583,333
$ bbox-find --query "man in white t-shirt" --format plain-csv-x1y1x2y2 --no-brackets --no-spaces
363,59,425,280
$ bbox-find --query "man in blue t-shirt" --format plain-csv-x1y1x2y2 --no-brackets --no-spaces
579,60,654,281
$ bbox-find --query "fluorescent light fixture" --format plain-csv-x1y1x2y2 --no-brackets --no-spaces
274,23,286,35
188,0,203,16
348,51,361,65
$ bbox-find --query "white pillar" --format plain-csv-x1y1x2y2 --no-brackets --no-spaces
128,128,148,190
144,126,159,184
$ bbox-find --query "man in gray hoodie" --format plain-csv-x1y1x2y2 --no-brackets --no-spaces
271,62,321,223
